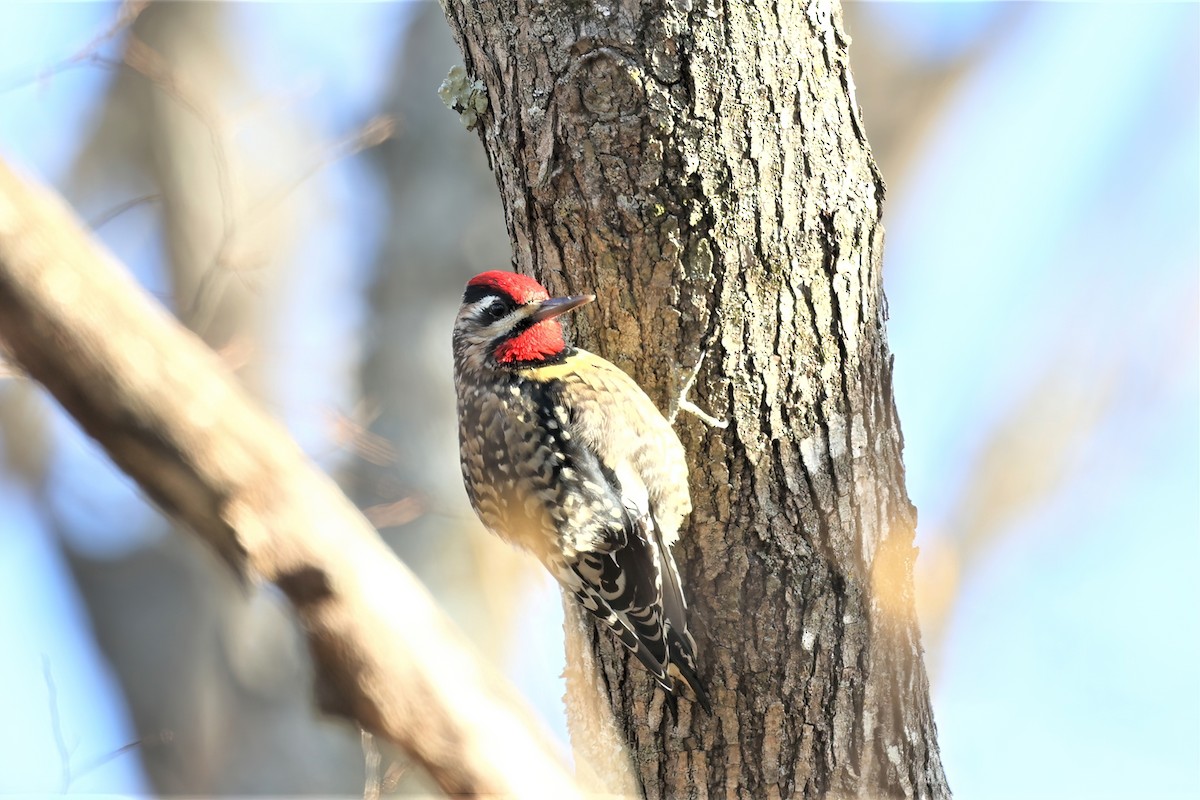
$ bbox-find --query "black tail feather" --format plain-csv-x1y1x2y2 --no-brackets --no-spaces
651,513,712,715
667,628,712,714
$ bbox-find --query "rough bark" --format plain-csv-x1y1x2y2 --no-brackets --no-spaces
0,159,579,799
439,0,950,797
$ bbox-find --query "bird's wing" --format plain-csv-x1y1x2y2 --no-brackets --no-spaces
566,513,671,676
563,508,710,713
520,349,708,710
525,349,692,541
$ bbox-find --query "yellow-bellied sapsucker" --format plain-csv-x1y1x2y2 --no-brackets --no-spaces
452,270,710,715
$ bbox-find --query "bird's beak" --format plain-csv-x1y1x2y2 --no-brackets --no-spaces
528,294,595,323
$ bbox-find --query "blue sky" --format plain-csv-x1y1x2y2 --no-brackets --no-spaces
0,3,1195,797
882,5,1199,797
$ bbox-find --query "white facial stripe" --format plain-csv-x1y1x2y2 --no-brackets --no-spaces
454,294,533,346
455,296,499,328
459,296,534,328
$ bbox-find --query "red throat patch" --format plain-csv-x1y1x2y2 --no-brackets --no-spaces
494,321,567,364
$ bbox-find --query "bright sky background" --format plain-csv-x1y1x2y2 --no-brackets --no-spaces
879,6,1199,798
0,3,1196,798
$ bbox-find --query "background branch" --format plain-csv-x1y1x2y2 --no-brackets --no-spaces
0,158,578,799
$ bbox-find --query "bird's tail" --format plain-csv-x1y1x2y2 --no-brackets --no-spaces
666,626,712,715
570,570,711,718
653,517,712,716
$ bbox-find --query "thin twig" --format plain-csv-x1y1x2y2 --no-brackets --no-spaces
670,348,728,428
362,729,381,800
42,656,73,793
89,193,162,230
0,0,149,96
70,729,174,784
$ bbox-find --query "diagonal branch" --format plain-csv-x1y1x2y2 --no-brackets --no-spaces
0,158,578,799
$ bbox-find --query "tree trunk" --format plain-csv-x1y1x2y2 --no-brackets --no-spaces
440,0,950,797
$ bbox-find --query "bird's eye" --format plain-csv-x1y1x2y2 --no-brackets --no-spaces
477,298,513,323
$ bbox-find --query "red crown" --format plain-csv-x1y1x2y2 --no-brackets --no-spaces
466,270,550,304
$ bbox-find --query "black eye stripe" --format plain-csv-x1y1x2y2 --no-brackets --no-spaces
480,302,509,322
462,285,497,305
463,286,520,322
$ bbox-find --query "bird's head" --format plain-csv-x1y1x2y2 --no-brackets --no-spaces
453,270,594,372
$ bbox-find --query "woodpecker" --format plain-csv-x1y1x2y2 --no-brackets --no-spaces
452,270,711,715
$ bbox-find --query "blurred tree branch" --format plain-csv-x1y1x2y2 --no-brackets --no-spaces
0,158,578,799
54,4,361,792
353,1,533,695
